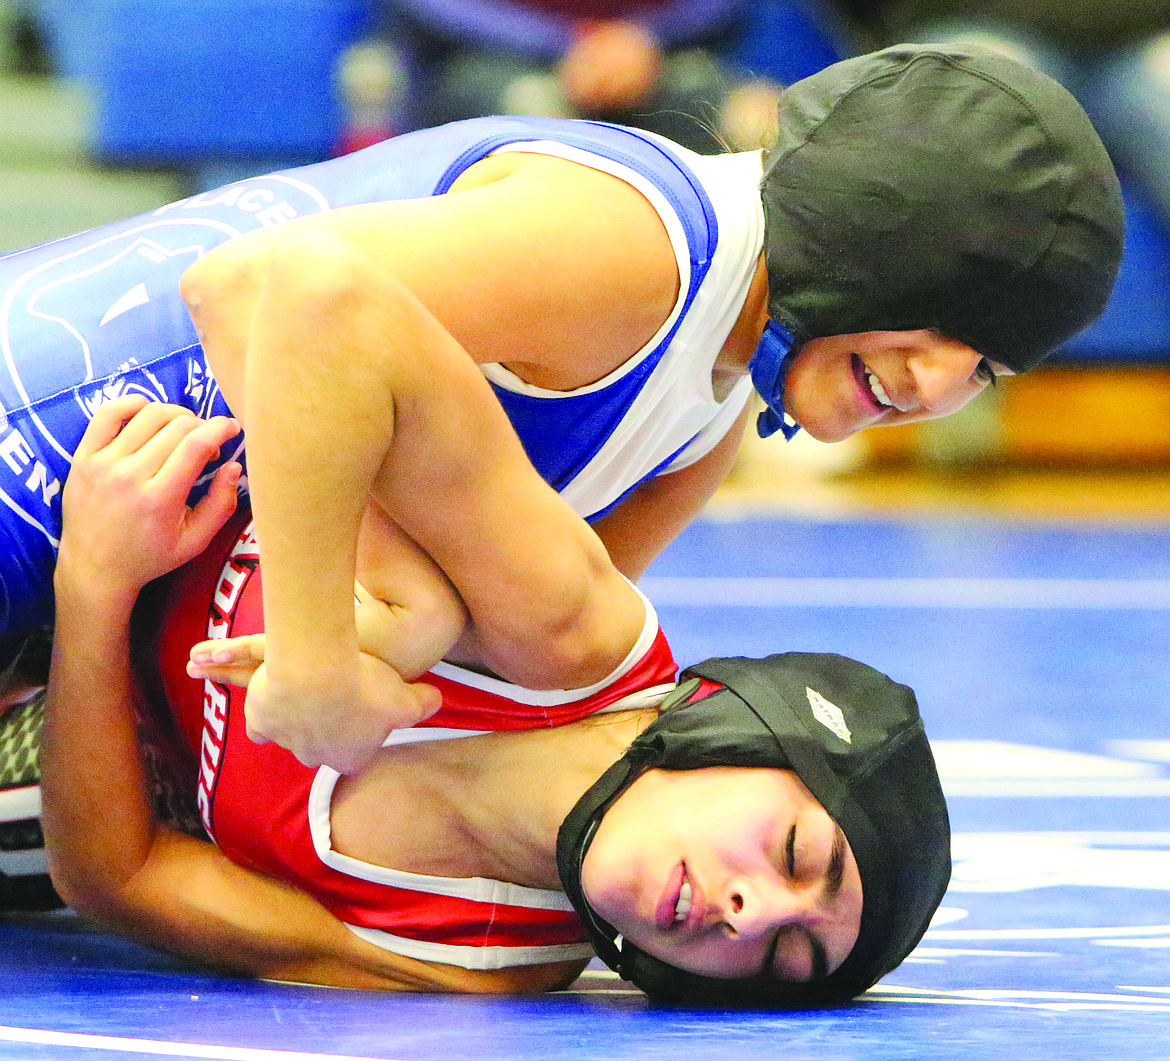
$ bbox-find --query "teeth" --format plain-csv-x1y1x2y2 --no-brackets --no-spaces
674,881,692,923
866,371,892,408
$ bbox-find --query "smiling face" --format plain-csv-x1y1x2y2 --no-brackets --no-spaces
780,329,1014,443
580,766,863,982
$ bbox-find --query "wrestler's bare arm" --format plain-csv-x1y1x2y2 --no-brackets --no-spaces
590,404,751,581
41,400,583,995
200,234,646,761
182,153,678,401
189,505,470,689
180,157,675,769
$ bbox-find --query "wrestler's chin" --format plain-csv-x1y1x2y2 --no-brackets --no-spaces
783,400,879,444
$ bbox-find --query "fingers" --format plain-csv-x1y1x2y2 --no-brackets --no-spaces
188,631,264,688
188,659,262,689
189,633,266,676
81,397,240,478
403,680,443,726
73,395,151,459
95,400,202,462
139,414,241,485
76,400,243,520
181,459,241,551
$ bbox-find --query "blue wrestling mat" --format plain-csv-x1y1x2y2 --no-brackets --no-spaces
1,511,1167,1060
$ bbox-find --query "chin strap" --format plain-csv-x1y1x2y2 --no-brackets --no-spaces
748,320,801,440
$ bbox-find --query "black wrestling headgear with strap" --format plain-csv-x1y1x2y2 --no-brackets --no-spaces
557,652,951,1007
760,43,1125,374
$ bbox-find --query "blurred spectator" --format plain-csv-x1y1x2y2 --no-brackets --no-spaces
343,0,857,152
857,1,1170,230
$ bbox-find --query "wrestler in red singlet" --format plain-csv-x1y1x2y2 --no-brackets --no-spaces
144,509,677,972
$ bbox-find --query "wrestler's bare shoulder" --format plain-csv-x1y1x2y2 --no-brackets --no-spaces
188,149,679,389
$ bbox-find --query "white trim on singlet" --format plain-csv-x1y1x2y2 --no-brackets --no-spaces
380,675,678,747
479,140,764,517
417,577,662,712
306,581,677,969
480,140,761,405
344,924,595,970
308,761,590,970
479,140,693,398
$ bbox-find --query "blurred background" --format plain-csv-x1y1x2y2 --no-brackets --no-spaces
0,0,1168,516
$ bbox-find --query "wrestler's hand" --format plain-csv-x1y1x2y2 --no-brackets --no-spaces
188,630,443,772
187,633,266,687
187,577,448,688
240,653,442,773
60,396,241,597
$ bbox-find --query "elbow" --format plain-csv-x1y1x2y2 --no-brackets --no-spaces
180,241,257,332
495,571,624,691
44,839,144,928
46,857,119,923
180,230,365,420
527,628,617,692
180,238,272,405
252,231,386,325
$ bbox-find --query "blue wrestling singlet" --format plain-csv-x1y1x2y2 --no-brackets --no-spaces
0,116,753,647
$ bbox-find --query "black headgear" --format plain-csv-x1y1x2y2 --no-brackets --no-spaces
557,652,951,1007
761,43,1125,373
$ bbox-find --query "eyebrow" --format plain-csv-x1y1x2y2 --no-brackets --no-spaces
766,927,828,983
825,824,847,899
807,933,829,982
806,825,849,980
767,824,848,982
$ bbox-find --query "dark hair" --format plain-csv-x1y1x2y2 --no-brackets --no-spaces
0,625,53,688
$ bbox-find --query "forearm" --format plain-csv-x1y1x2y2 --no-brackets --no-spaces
42,399,242,916
41,565,156,914
191,232,438,684
237,237,387,688
590,404,749,581
42,563,431,984
210,231,510,684
185,232,478,768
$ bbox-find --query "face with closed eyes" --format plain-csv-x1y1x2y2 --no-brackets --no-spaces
580,766,863,982
781,329,1014,443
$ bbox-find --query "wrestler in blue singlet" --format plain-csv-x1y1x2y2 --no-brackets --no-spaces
0,117,760,656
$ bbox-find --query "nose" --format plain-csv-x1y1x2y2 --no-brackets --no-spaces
719,877,818,940
906,343,985,416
